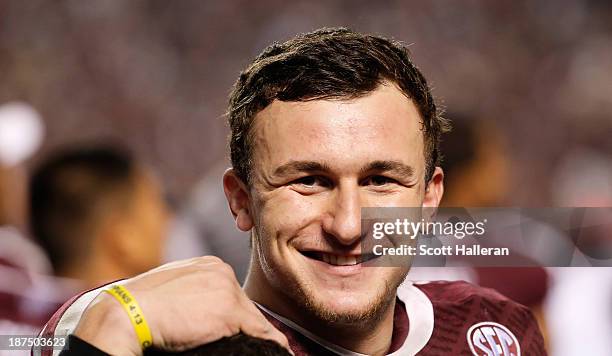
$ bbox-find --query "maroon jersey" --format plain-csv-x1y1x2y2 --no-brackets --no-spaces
416,281,544,355
34,280,545,356
256,281,545,355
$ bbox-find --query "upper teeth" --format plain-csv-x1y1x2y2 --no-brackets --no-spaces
321,254,358,266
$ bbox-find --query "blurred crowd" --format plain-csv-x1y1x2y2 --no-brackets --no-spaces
0,1,611,355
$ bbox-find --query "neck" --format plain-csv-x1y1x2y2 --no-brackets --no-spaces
244,261,397,356
59,254,130,290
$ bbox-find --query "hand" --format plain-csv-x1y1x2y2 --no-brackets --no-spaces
73,256,291,355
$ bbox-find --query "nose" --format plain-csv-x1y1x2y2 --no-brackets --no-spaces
322,181,362,246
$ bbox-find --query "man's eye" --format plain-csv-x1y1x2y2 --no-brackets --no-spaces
364,175,396,186
292,176,329,187
296,176,317,186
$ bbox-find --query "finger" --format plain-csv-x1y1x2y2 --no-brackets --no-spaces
235,304,291,351
235,287,293,352
240,295,273,328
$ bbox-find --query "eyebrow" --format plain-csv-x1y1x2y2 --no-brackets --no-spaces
273,161,332,176
360,160,415,179
273,159,415,179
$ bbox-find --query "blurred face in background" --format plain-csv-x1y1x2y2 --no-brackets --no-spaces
230,82,444,327
28,147,171,286
118,169,170,274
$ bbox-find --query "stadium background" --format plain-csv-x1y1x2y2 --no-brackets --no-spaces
2,0,611,204
0,1,611,355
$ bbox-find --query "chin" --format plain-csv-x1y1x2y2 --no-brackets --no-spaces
300,283,396,326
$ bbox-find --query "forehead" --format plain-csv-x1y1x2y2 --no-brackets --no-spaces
251,83,425,172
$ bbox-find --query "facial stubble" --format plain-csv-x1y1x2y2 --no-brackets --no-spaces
254,223,410,329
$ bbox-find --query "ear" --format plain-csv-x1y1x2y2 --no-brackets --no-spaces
223,168,254,232
423,166,444,209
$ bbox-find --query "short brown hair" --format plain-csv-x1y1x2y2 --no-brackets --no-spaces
228,27,449,184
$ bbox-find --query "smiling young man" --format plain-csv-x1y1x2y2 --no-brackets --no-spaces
229,78,441,355
36,28,546,356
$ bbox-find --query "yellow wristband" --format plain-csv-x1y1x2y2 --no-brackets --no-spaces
104,284,153,349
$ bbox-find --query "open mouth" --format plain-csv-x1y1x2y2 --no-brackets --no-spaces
300,251,378,266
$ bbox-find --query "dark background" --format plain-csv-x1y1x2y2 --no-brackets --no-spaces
2,0,611,205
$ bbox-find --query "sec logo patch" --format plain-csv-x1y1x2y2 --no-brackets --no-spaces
467,321,521,356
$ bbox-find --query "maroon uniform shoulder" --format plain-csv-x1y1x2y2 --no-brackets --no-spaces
413,280,547,355
415,280,516,306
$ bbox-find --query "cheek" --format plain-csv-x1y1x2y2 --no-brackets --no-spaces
144,213,163,242
140,207,168,260
402,189,424,206
256,190,322,243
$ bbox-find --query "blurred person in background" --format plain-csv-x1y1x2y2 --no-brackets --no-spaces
0,102,57,356
438,116,549,312
29,144,170,289
0,101,45,239
437,116,510,208
406,115,551,345
543,146,612,356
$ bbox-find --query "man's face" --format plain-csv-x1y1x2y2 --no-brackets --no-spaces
230,83,442,324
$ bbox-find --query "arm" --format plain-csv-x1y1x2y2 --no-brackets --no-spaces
37,256,290,356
